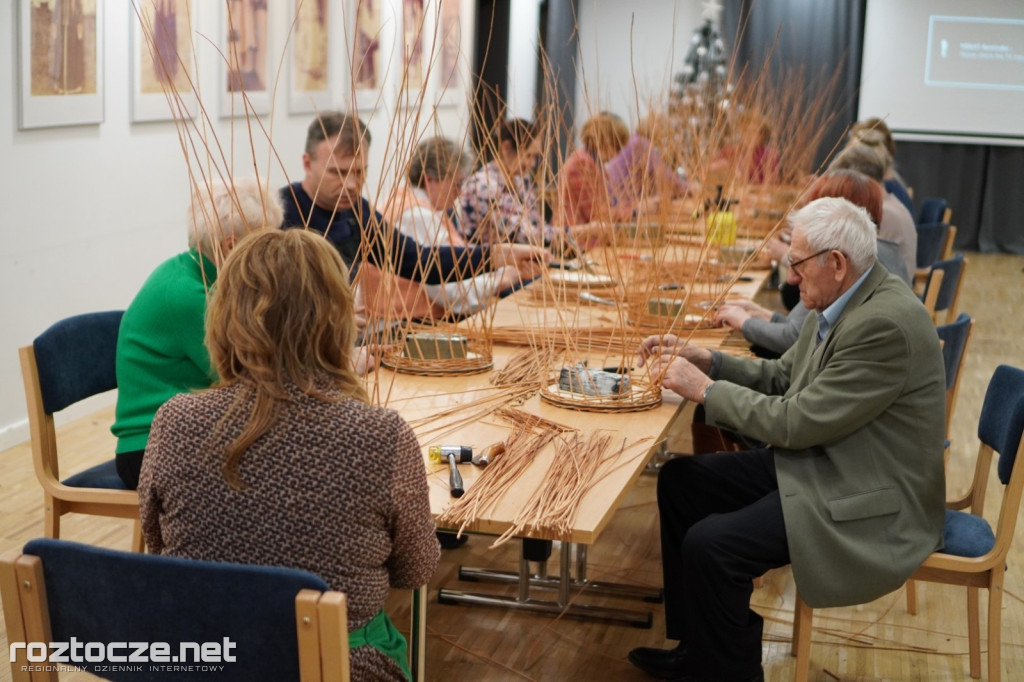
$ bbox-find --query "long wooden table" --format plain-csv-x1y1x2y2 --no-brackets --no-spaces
372,243,772,627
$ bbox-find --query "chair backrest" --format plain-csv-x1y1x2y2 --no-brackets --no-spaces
2,538,349,682
936,313,973,427
20,311,125,487
922,253,966,324
970,366,1024,565
980,366,1024,486
917,197,948,225
915,221,949,269
31,311,123,414
942,224,957,261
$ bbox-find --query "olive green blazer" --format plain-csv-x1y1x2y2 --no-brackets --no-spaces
706,265,946,608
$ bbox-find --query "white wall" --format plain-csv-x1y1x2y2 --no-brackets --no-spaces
0,0,473,449
506,0,542,120
574,0,705,131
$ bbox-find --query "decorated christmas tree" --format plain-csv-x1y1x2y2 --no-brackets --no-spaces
673,1,729,97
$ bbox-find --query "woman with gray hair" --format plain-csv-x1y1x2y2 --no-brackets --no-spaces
112,177,283,488
365,136,525,320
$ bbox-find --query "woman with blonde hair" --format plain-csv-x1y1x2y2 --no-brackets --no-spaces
849,117,914,215
556,113,630,226
606,111,689,212
139,229,439,681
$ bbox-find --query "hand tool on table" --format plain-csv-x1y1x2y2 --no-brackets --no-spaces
429,445,473,497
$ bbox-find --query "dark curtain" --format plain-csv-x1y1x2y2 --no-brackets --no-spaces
900,143,1024,254
721,0,865,172
721,0,1024,253
539,0,579,164
471,1,511,158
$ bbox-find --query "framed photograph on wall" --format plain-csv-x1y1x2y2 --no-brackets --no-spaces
350,0,393,111
220,0,273,118
434,0,471,108
287,0,331,113
18,0,105,129
400,0,425,97
131,0,198,123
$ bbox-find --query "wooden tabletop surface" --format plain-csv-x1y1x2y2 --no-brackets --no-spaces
368,241,773,546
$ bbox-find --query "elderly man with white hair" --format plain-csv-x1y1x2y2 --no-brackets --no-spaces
628,197,947,682
112,177,282,489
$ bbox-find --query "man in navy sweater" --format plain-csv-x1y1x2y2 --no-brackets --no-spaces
280,111,546,289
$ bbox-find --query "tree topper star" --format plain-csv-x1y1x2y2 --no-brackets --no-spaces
702,0,723,23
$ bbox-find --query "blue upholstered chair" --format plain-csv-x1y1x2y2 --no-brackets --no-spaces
921,253,967,325
937,313,973,432
917,197,951,226
903,313,975,614
1,538,350,682
915,221,950,269
18,311,143,550
793,365,1024,682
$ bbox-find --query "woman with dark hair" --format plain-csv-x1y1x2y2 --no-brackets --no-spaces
139,229,438,681
458,118,551,245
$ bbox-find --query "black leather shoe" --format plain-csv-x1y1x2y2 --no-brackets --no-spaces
627,644,687,679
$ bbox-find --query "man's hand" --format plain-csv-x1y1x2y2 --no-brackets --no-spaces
714,304,752,330
728,299,773,319
765,234,789,262
647,354,714,404
491,243,550,272
637,334,713,373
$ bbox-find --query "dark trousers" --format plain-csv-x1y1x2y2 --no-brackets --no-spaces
658,449,789,679
116,449,144,490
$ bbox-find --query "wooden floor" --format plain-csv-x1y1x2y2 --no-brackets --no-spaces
2,253,1022,681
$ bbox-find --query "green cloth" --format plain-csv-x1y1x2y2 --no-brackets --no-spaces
112,250,218,454
348,609,410,680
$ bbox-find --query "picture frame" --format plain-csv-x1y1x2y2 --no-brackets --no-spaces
220,0,274,118
432,0,471,108
130,0,198,123
399,0,426,100
287,0,332,114
349,0,395,111
18,0,105,130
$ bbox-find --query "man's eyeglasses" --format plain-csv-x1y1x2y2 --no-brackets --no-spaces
786,248,831,277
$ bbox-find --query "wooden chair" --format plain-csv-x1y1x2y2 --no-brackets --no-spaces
937,313,974,441
917,197,951,226
915,221,950,269
943,224,958,260
1,538,350,682
19,312,143,551
905,312,974,612
921,253,967,325
793,364,1024,682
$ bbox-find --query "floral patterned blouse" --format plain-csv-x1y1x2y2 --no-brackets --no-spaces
458,161,554,246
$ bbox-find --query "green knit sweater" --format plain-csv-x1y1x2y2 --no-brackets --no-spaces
112,250,218,454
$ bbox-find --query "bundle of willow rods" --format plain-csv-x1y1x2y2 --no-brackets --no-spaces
492,431,622,545
490,347,560,387
436,409,575,538
491,326,632,353
403,384,538,443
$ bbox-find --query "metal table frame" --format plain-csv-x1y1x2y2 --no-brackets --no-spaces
438,539,663,628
